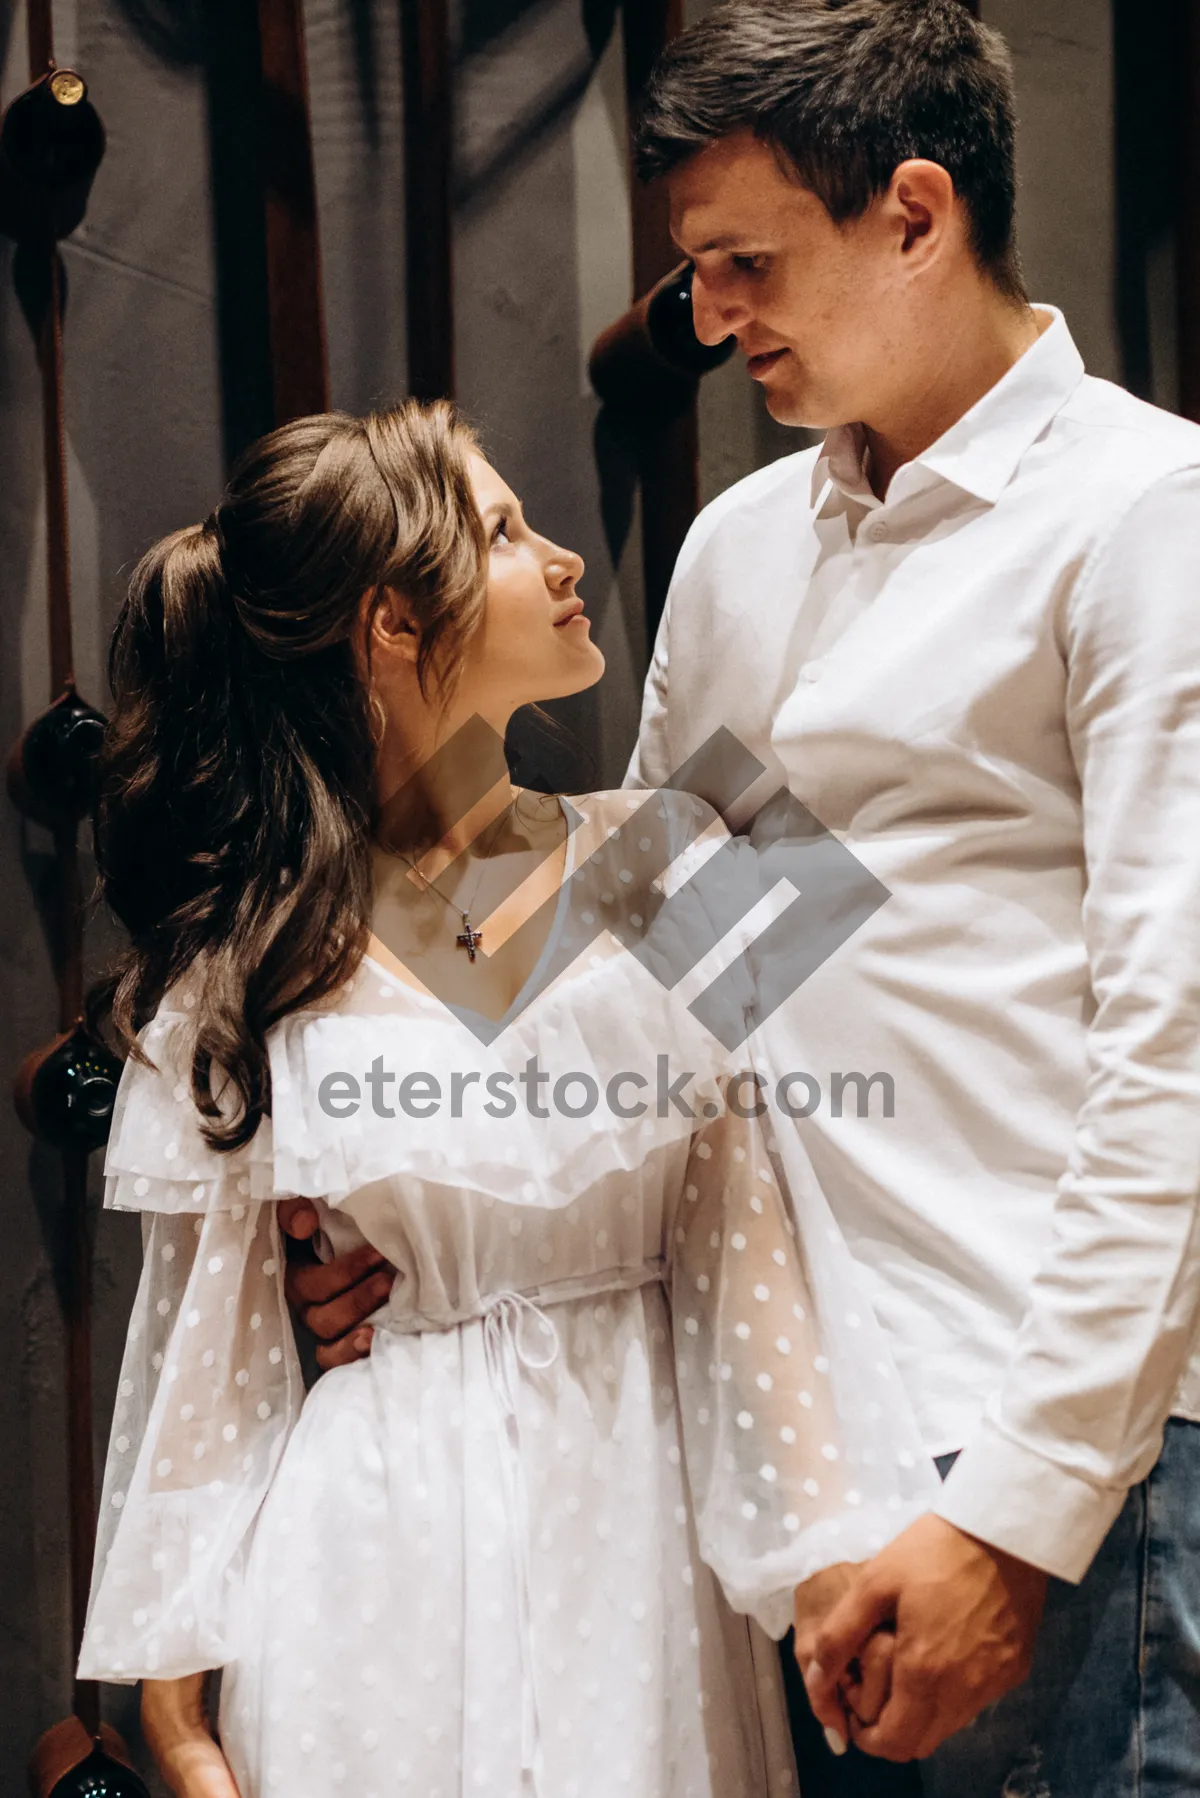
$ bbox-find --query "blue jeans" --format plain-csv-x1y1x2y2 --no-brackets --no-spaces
778,1418,1200,1797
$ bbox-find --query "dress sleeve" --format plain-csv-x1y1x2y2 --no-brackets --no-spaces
77,1008,305,1684
667,1094,939,1640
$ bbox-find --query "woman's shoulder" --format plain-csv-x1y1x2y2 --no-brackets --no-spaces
102,940,372,1212
102,993,274,1214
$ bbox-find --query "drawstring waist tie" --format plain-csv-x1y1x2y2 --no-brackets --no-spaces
377,1259,666,1796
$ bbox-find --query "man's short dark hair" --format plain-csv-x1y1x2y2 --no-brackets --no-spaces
637,0,1025,300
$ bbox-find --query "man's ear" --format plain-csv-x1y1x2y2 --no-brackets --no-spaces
886,157,958,268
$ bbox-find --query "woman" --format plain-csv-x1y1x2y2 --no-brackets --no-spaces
77,399,935,1795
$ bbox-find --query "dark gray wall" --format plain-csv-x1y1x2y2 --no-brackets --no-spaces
0,0,1178,1783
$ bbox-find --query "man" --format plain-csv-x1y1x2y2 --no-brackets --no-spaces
283,1,1200,1789
624,0,1200,1791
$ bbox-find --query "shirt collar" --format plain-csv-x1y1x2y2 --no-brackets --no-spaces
810,305,1086,512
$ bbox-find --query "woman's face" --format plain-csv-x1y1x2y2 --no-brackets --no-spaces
455,455,605,711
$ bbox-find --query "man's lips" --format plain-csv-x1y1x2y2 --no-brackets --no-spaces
746,347,787,378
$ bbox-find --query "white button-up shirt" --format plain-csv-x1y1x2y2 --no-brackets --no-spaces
626,307,1200,1581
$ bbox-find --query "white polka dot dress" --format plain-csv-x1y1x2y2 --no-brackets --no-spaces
77,790,937,1796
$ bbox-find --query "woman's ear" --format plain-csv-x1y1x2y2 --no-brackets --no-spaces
369,584,421,665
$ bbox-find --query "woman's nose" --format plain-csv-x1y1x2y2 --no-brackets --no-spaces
548,544,585,587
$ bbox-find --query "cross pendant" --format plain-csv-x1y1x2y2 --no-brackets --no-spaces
456,917,483,962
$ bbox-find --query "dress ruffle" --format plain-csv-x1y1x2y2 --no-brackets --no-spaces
102,787,746,1215
103,971,736,1214
102,1008,276,1213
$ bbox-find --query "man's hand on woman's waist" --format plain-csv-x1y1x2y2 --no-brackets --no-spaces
278,1196,396,1369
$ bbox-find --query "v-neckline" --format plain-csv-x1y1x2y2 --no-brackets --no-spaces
363,793,578,1029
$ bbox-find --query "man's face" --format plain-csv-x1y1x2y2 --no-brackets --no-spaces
669,130,903,429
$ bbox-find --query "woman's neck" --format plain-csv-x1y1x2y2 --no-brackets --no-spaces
374,706,517,864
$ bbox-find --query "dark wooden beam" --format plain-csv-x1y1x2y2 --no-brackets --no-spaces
402,0,455,401
1176,0,1200,421
621,0,685,296
621,0,696,645
257,0,329,421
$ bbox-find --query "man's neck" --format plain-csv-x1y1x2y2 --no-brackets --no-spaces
862,290,1045,499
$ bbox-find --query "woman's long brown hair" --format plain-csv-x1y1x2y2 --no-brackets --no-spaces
87,399,486,1153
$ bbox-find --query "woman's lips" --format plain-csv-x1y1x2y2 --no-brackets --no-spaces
747,347,787,379
553,599,586,628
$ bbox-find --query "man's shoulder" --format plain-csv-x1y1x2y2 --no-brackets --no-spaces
682,444,823,562
1058,375,1200,491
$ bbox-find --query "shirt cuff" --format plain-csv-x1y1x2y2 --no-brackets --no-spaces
933,1417,1129,1583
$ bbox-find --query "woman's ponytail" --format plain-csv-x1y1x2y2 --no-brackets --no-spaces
158,517,230,671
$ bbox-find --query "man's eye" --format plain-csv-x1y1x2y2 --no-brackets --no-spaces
732,253,767,273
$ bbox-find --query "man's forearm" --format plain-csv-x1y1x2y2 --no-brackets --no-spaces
938,466,1200,1582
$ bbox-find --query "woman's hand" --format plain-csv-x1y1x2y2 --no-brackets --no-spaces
142,1674,241,1797
794,1564,895,1751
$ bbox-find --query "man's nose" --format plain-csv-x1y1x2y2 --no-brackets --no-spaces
690,270,741,348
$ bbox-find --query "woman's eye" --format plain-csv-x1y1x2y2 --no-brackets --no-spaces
491,516,511,546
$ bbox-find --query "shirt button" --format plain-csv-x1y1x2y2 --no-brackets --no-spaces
863,517,886,541
802,662,822,684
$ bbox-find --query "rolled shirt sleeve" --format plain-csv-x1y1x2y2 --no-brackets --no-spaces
937,467,1200,1579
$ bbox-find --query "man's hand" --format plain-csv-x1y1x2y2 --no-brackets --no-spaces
279,1196,396,1370
794,1563,896,1750
804,1514,1048,1762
